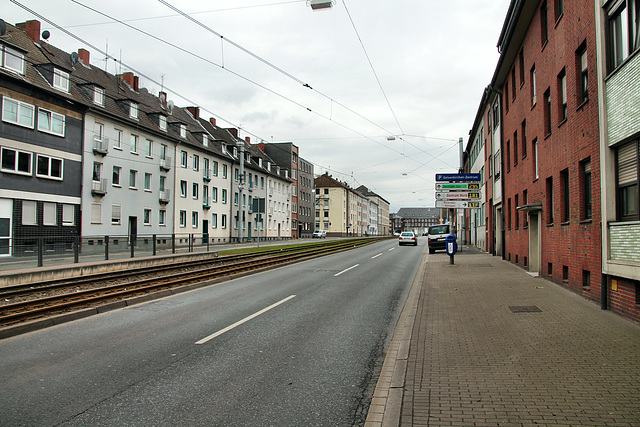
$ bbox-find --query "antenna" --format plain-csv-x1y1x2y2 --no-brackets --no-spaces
70,51,79,66
41,30,50,40
0,19,6,37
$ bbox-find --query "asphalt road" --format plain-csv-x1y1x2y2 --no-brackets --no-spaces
0,238,425,426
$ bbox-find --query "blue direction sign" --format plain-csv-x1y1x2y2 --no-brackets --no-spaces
435,173,482,182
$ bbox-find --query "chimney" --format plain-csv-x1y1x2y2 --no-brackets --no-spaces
245,137,251,145
258,142,265,151
159,91,167,107
117,72,135,89
133,76,139,92
209,117,217,127
226,128,238,138
77,48,90,66
16,20,41,44
187,107,200,119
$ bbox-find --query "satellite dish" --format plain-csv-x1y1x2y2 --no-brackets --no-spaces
0,19,6,37
42,30,50,40
167,100,174,114
70,51,79,65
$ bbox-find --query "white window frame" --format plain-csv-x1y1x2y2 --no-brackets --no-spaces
112,204,122,225
22,200,37,225
181,150,188,167
144,172,152,191
37,108,65,136
159,209,166,226
129,169,137,189
91,203,102,224
112,165,121,187
145,139,152,157
36,155,63,180
1,44,25,74
62,204,75,226
114,129,123,149
159,115,167,131
180,180,187,197
192,211,198,228
179,210,187,227
1,147,32,175
2,97,35,128
129,102,138,119
180,124,187,138
93,87,105,106
212,213,218,228
53,68,69,92
143,208,151,225
43,202,57,226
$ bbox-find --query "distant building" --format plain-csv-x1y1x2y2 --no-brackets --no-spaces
355,185,390,236
314,173,370,237
391,208,443,234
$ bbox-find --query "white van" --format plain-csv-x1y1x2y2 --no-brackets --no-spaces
427,224,450,254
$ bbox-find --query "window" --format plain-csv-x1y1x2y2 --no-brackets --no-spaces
22,200,37,225
160,144,167,160
519,50,525,85
112,204,121,225
36,155,63,179
37,108,66,136
213,160,219,176
144,173,151,191
193,154,199,171
541,1,549,46
577,42,589,104
53,68,69,92
203,134,209,147
234,192,239,205
145,139,152,157
179,210,187,227
617,140,639,221
94,122,104,141
222,189,228,204
192,211,198,228
114,129,123,149
62,204,75,226
159,176,166,192
159,209,166,226
212,187,218,203
203,158,210,177
130,134,138,154
91,203,102,224
223,164,228,179
507,198,512,230
1,44,25,74
511,67,516,101
92,162,102,181
504,83,509,113
212,213,218,228
113,166,121,186
159,115,167,131
129,170,137,189
222,214,227,228
2,97,35,128
494,150,501,180
513,131,518,165
129,102,138,119
544,88,552,136
180,124,187,138
193,183,199,199
515,194,520,229
533,138,539,180
521,120,527,158
555,0,564,20
1,147,32,175
581,159,592,220
523,189,529,227
608,0,640,71
93,87,104,106
492,100,500,128
180,180,187,197
558,69,567,122
143,208,151,225
181,151,188,167
561,168,570,223
506,140,511,172
530,65,537,106
546,176,554,224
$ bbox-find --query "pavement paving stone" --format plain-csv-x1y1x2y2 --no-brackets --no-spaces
368,246,640,427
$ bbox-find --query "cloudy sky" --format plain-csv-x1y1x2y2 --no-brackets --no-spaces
3,0,510,212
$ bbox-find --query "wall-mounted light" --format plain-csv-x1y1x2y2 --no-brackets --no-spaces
309,0,334,10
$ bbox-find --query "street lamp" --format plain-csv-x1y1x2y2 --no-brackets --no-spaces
309,0,334,10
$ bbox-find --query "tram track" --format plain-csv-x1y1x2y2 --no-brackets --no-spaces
0,238,385,330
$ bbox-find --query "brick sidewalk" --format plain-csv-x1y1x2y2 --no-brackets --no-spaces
366,247,640,426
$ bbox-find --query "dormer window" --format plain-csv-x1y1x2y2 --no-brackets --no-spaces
129,102,138,119
53,68,69,92
159,115,167,131
93,87,104,106
222,143,227,154
180,124,187,138
259,158,263,168
267,162,271,172
245,153,251,163
1,44,25,74
203,134,209,147
233,147,238,157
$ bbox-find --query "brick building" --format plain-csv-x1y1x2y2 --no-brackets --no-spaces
469,0,603,305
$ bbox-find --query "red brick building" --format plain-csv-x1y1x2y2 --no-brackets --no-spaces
487,0,602,303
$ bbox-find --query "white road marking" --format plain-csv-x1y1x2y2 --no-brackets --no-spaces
334,264,360,277
371,253,383,259
389,247,395,251
195,295,296,345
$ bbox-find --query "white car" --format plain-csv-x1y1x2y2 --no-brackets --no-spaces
312,230,327,238
398,231,417,246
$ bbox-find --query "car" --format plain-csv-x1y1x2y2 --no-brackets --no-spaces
398,231,418,246
312,230,327,238
427,224,450,254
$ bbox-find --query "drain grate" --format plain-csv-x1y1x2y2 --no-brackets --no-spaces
509,305,542,313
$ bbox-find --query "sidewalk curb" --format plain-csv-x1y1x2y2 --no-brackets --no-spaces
364,248,427,427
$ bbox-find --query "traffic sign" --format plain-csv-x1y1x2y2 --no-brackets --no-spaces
436,200,481,209
435,173,481,182
435,183,480,191
436,192,481,200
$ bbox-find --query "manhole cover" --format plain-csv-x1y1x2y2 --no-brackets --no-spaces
509,305,542,313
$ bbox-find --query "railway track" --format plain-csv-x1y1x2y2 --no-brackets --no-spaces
0,238,385,329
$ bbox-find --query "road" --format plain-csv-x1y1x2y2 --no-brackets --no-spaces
0,238,424,426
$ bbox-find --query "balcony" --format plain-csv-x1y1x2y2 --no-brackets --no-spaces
159,189,170,204
160,157,172,171
202,195,211,209
93,137,109,155
91,179,107,196
203,168,211,182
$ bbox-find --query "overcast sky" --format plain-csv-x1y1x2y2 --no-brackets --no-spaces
3,0,510,212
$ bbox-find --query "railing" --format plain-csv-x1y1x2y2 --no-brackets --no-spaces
159,189,170,203
160,156,172,171
91,179,107,195
93,137,109,155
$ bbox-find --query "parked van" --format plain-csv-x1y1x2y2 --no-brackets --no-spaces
427,224,450,254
